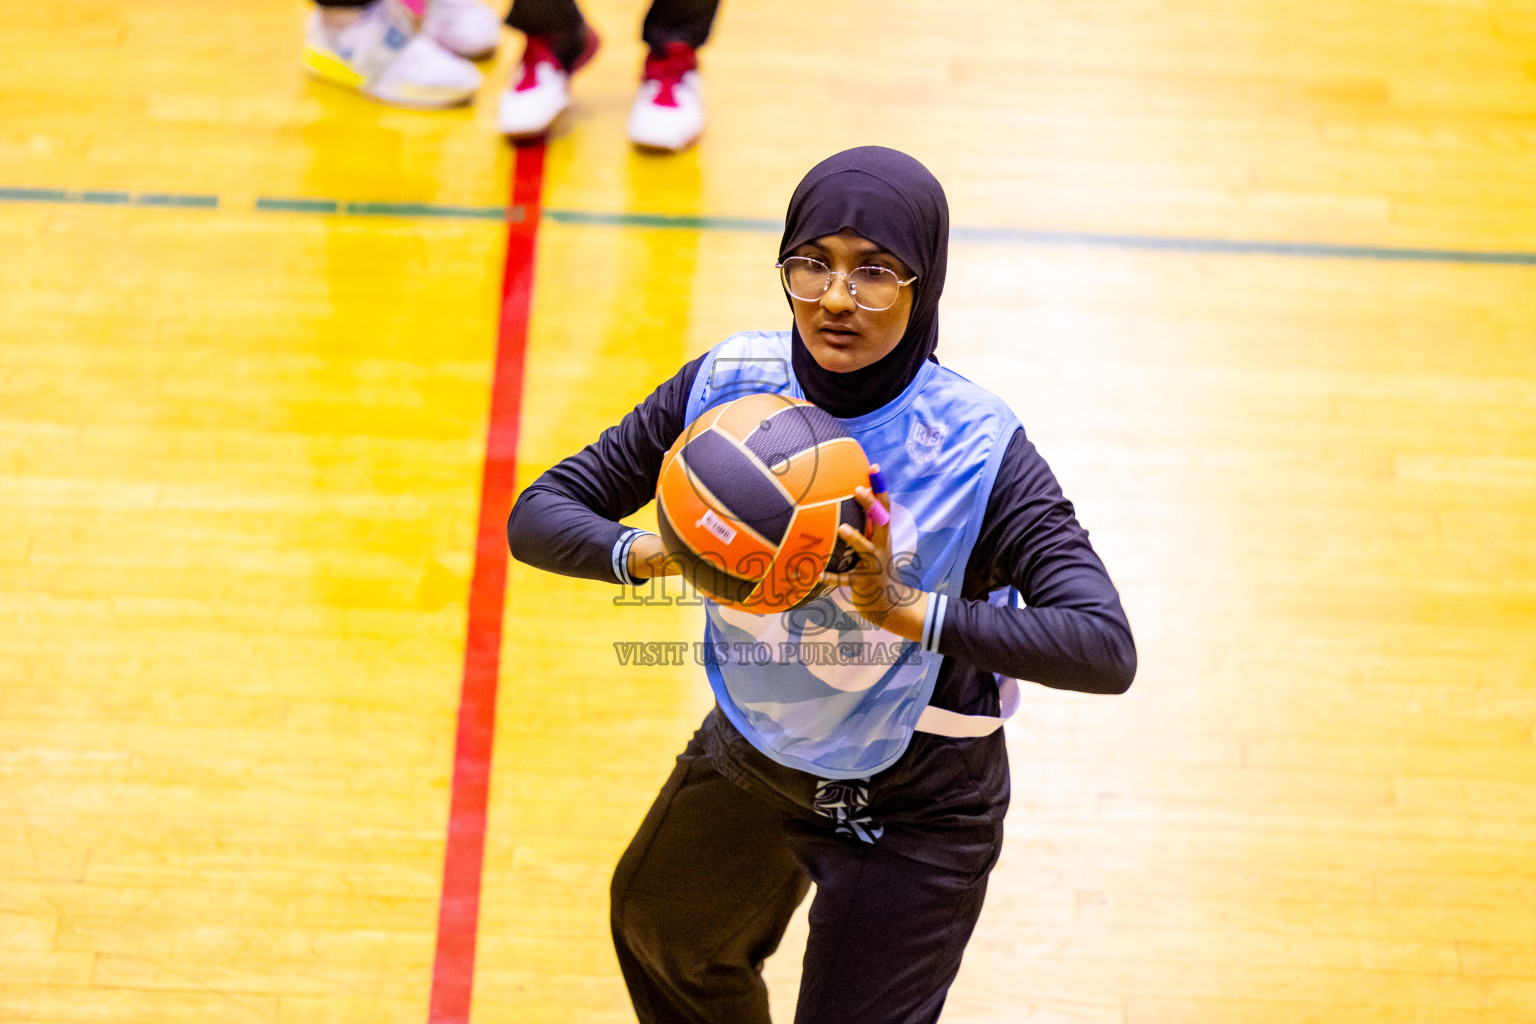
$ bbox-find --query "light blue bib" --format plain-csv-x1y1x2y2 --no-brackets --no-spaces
684,332,1020,778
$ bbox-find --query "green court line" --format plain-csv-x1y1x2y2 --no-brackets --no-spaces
1,187,129,205
134,193,219,208
542,208,782,233
4,184,1536,267
256,197,341,214
0,187,217,208
250,199,765,228
948,226,1536,266
346,201,506,220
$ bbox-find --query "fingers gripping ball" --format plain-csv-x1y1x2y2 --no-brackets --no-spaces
656,394,869,613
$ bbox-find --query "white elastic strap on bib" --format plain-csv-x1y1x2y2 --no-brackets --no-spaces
914,676,1021,738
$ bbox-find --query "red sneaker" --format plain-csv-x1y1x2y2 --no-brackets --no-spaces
626,42,704,152
498,26,599,138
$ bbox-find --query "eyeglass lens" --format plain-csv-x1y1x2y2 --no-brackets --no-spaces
781,257,904,311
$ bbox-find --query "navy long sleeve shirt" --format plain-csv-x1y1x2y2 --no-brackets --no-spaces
507,355,1136,706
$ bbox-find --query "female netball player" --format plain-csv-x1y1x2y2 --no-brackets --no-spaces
507,146,1136,1024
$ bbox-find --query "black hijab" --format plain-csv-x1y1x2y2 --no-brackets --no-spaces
779,147,950,418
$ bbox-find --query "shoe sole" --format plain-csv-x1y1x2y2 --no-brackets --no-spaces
445,41,498,60
629,134,702,154
302,52,477,110
502,120,566,141
302,47,367,89
628,118,703,153
498,89,573,138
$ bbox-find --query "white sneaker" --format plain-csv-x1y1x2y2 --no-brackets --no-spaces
303,0,482,109
626,42,704,152
423,0,501,60
498,28,599,139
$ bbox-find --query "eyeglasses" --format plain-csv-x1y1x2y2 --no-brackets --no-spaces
775,256,917,312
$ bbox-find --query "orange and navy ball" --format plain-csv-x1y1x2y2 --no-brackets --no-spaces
656,393,869,613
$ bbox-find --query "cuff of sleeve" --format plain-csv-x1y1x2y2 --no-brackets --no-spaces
920,593,948,653
612,528,648,585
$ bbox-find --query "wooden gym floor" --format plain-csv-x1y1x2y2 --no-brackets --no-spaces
2,0,1534,1021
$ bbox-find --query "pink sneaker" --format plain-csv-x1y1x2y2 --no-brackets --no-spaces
497,27,599,139
626,42,704,152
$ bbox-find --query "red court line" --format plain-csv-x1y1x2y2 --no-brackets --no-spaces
428,142,547,1024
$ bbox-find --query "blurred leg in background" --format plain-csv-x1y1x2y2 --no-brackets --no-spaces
499,0,718,151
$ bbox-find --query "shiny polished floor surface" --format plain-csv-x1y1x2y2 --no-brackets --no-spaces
3,1,1535,1022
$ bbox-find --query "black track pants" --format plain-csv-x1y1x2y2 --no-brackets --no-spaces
611,735,992,1024
507,0,718,64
